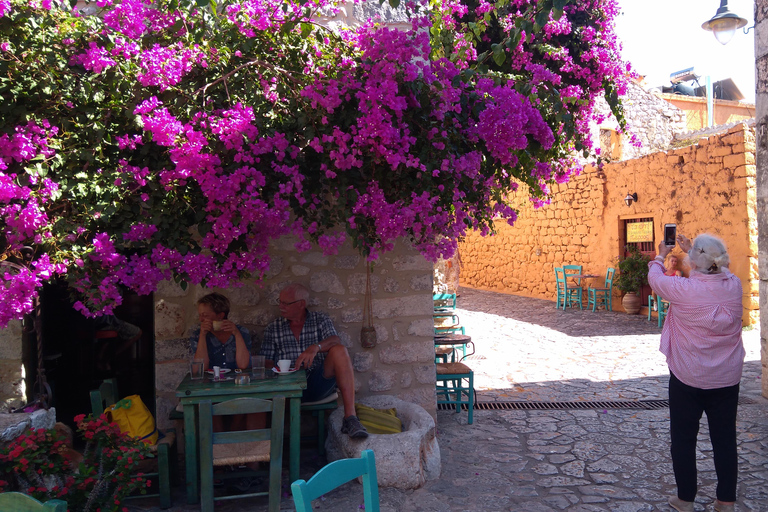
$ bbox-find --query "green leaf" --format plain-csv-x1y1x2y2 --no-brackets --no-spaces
492,51,506,66
300,23,313,37
388,0,400,8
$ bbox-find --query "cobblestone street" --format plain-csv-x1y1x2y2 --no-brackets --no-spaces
129,287,767,512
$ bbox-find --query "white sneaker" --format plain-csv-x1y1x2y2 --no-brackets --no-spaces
668,496,694,512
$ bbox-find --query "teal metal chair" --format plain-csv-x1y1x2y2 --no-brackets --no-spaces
436,361,474,424
291,449,380,512
647,295,656,321
0,492,66,511
90,379,177,509
562,265,583,309
587,268,615,312
198,396,285,512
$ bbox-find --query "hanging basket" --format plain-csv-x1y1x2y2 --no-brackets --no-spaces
360,262,377,349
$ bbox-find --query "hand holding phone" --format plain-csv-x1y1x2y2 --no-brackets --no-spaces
664,224,676,247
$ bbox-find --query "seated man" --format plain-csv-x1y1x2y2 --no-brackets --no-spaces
191,292,251,371
260,283,368,439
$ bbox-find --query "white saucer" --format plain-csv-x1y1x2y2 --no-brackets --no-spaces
206,368,232,375
272,368,298,375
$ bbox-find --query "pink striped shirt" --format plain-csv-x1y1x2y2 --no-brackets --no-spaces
648,260,745,389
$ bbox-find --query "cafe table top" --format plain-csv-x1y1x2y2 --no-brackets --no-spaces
175,369,306,401
434,333,471,345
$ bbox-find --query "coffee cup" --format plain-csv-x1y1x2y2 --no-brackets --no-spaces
212,320,224,331
277,359,291,372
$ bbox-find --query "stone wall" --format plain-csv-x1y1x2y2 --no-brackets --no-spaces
660,93,755,133
0,320,23,409
460,123,759,326
592,79,686,161
154,236,436,430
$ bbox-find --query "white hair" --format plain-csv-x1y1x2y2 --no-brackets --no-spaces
283,283,310,301
687,234,730,274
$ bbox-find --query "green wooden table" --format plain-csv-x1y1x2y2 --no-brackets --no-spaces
175,370,307,504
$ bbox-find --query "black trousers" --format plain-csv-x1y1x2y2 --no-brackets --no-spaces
669,372,739,502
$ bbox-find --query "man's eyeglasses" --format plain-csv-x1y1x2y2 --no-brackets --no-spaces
276,298,303,306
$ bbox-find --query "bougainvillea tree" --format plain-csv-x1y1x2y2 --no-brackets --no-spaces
0,0,630,325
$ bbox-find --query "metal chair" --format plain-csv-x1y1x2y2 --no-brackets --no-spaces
198,396,285,512
433,292,457,312
90,379,177,509
0,492,66,511
291,449,380,512
587,268,615,312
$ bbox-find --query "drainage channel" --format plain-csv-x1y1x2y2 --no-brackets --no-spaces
438,397,756,412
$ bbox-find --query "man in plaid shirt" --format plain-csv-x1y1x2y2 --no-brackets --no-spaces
260,283,368,439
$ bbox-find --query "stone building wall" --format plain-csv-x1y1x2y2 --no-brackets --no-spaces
0,321,23,409
460,123,759,326
660,93,756,133
592,79,687,161
153,236,436,430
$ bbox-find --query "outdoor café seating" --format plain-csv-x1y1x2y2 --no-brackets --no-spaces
436,361,474,424
648,295,670,328
291,449,380,512
198,396,285,512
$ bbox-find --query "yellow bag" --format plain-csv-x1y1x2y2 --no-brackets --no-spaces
355,403,403,435
106,395,158,445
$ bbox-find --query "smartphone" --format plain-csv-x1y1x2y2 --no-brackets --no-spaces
664,224,676,247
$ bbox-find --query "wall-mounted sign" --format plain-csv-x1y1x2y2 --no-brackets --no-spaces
627,222,654,243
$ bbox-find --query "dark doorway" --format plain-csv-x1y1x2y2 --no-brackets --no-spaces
37,283,155,430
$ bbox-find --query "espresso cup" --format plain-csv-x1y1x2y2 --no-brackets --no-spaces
277,359,291,372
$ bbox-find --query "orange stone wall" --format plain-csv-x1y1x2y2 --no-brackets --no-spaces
460,123,759,326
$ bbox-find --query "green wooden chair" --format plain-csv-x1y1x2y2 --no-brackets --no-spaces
432,292,457,312
436,361,474,424
562,265,583,309
291,449,380,512
588,268,615,312
0,492,66,511
90,379,177,509
658,298,670,328
555,267,582,310
198,396,285,512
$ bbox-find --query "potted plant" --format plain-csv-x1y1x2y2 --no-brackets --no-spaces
614,246,651,314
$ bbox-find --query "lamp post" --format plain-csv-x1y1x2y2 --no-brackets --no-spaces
702,0,748,45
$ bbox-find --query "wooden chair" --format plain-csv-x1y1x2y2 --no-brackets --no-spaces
0,492,66,511
291,449,380,512
436,362,474,424
198,396,285,512
658,299,670,328
562,265,583,309
587,267,615,312
90,379,177,509
555,267,581,310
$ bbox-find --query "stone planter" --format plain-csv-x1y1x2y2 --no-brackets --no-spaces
621,292,642,314
326,395,440,489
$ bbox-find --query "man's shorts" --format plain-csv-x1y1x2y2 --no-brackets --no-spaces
302,367,337,403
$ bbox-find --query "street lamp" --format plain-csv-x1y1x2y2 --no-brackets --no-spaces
701,0,748,45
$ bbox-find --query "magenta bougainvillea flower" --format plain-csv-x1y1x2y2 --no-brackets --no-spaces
0,0,632,323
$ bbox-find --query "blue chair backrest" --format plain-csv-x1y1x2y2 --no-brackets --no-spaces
554,267,566,288
562,265,582,280
90,378,118,415
0,492,67,511
433,293,457,310
291,449,379,512
604,268,615,287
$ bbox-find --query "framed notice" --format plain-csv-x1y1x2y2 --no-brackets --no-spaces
626,221,653,243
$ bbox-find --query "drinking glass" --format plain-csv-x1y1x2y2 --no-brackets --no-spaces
251,355,266,379
190,359,204,380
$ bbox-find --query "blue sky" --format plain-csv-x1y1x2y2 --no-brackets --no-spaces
615,0,755,103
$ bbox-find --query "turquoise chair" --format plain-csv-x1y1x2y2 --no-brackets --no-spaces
199,396,285,512
436,361,474,424
588,268,615,312
0,493,66,511
90,379,177,509
555,267,582,310
291,449,380,512
562,265,583,309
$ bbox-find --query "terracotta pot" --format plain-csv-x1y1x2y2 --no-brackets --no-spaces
621,292,642,314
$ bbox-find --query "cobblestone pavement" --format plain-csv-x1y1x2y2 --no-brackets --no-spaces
128,287,767,512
